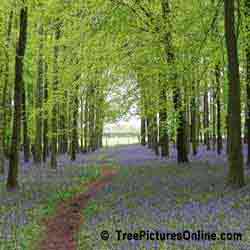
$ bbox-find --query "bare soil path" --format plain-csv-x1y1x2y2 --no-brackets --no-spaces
38,166,117,250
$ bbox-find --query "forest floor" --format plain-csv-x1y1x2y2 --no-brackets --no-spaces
38,166,117,250
1,144,250,250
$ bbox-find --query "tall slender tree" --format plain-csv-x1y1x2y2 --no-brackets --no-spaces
161,0,188,163
141,117,146,146
2,10,13,159
224,0,245,187
212,82,216,151
22,70,30,162
191,84,197,155
245,0,250,166
159,82,169,157
203,82,210,150
215,65,223,154
70,85,79,161
7,6,28,190
34,24,43,164
84,87,89,153
80,94,84,152
43,62,49,162
50,21,61,168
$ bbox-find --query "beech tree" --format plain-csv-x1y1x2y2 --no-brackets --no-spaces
7,6,28,190
224,0,245,187
0,0,250,190
245,0,250,166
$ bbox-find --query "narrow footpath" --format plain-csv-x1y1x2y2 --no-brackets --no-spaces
38,166,117,250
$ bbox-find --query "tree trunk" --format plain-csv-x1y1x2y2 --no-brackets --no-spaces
84,89,89,153
0,66,4,172
95,87,104,149
34,24,43,164
43,62,49,162
245,0,250,166
215,65,223,154
173,87,189,163
99,120,104,148
161,0,187,162
141,117,146,146
152,114,159,156
212,83,216,151
190,85,197,156
50,22,60,168
0,75,5,173
147,116,153,149
246,82,250,165
159,86,169,157
80,95,84,151
243,106,248,143
88,85,95,152
224,0,245,187
140,82,147,146
2,10,13,159
70,87,79,161
0,124,4,174
185,88,190,155
0,10,13,173
22,78,30,162
203,84,210,150
226,114,229,154
7,7,28,190
58,91,68,154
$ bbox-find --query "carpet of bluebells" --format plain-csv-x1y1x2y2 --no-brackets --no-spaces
1,144,250,250
77,144,250,250
0,151,106,250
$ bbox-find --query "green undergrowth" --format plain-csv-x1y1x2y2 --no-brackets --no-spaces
0,165,101,250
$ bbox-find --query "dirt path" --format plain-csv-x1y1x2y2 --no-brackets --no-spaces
38,166,117,250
